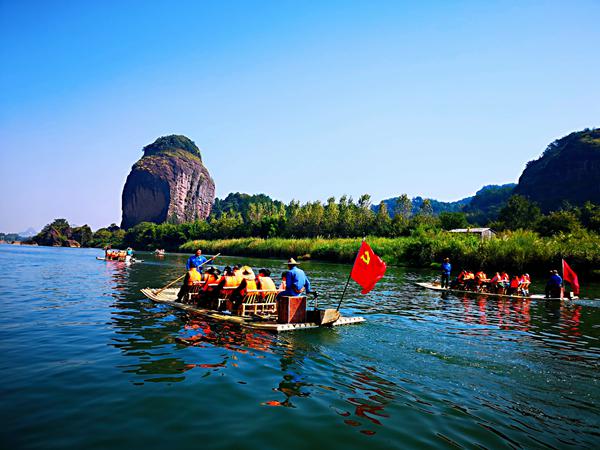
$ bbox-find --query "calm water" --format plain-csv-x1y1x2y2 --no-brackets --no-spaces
1,244,599,449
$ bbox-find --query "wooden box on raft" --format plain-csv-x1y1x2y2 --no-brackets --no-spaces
277,296,307,324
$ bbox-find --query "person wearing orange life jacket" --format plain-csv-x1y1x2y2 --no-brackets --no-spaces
497,271,510,294
508,275,521,295
490,272,502,293
231,266,258,312
520,273,531,296
202,267,220,292
256,268,277,297
463,270,475,291
475,270,488,291
212,266,241,308
177,261,203,302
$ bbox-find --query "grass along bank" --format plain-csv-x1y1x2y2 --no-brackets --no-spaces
180,229,600,275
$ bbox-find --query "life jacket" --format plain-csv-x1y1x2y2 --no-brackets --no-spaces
510,276,520,288
202,273,219,291
223,275,240,288
464,272,474,280
501,273,509,282
476,271,486,281
187,269,203,286
522,275,531,284
258,276,276,292
491,274,501,283
458,271,466,281
240,279,257,297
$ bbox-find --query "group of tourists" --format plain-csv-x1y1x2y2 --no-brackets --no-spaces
440,258,568,298
176,249,313,313
440,258,531,296
104,246,133,262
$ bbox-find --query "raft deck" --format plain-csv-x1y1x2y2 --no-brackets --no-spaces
415,282,574,301
140,288,365,333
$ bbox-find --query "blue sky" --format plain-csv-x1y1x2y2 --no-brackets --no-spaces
1,0,599,232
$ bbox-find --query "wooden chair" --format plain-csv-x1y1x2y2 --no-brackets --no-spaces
182,284,203,304
239,290,278,317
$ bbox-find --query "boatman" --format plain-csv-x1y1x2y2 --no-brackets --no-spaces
441,258,451,288
186,249,208,272
278,258,312,298
545,270,563,299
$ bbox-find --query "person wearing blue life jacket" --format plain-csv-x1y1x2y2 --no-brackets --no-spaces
441,258,451,288
186,249,208,272
278,258,312,298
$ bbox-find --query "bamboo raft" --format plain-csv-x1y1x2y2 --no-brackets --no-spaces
415,282,575,301
96,256,144,263
140,288,366,333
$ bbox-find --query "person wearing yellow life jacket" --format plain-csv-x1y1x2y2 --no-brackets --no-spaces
231,266,258,312
177,262,203,303
256,268,277,297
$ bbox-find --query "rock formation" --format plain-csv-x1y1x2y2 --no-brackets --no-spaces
514,129,600,212
121,135,215,229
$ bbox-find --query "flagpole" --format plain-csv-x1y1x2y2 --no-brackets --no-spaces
336,238,365,312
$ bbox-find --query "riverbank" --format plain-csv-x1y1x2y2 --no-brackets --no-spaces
180,229,600,274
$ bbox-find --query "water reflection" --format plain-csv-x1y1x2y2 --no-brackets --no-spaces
101,253,600,447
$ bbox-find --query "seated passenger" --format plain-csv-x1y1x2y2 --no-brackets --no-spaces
475,270,488,291
496,271,509,294
176,262,203,303
520,273,531,296
463,270,475,291
231,266,258,312
278,271,289,292
256,268,277,297
508,275,521,295
489,272,501,293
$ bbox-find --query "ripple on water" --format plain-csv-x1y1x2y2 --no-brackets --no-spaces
1,247,599,449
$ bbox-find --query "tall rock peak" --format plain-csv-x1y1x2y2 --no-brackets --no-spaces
514,128,600,212
121,135,216,229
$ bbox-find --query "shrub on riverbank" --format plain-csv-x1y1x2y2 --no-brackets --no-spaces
180,229,600,274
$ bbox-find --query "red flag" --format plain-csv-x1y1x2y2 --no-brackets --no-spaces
351,241,387,294
562,259,580,296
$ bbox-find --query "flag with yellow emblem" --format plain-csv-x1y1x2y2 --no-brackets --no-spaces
350,241,387,294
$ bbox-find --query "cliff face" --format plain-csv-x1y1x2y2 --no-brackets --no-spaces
514,129,600,212
121,135,215,229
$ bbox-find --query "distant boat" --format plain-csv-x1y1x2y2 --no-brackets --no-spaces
415,282,576,301
154,249,166,256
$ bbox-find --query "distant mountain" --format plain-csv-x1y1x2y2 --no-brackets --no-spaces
373,184,515,224
514,128,600,212
463,184,516,224
375,195,472,217
18,227,37,237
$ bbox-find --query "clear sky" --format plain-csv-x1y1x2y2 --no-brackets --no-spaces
1,0,599,232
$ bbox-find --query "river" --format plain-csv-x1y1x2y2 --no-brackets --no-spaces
1,244,599,449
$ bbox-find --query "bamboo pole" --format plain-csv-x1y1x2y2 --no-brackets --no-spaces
154,253,221,295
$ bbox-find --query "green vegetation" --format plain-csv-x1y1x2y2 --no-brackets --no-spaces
142,135,202,160
179,229,600,274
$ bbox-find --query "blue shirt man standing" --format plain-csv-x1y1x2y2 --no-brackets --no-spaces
280,258,311,297
186,249,208,272
441,258,451,288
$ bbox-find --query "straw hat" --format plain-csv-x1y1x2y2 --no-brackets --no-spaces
241,265,255,279
286,258,299,266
